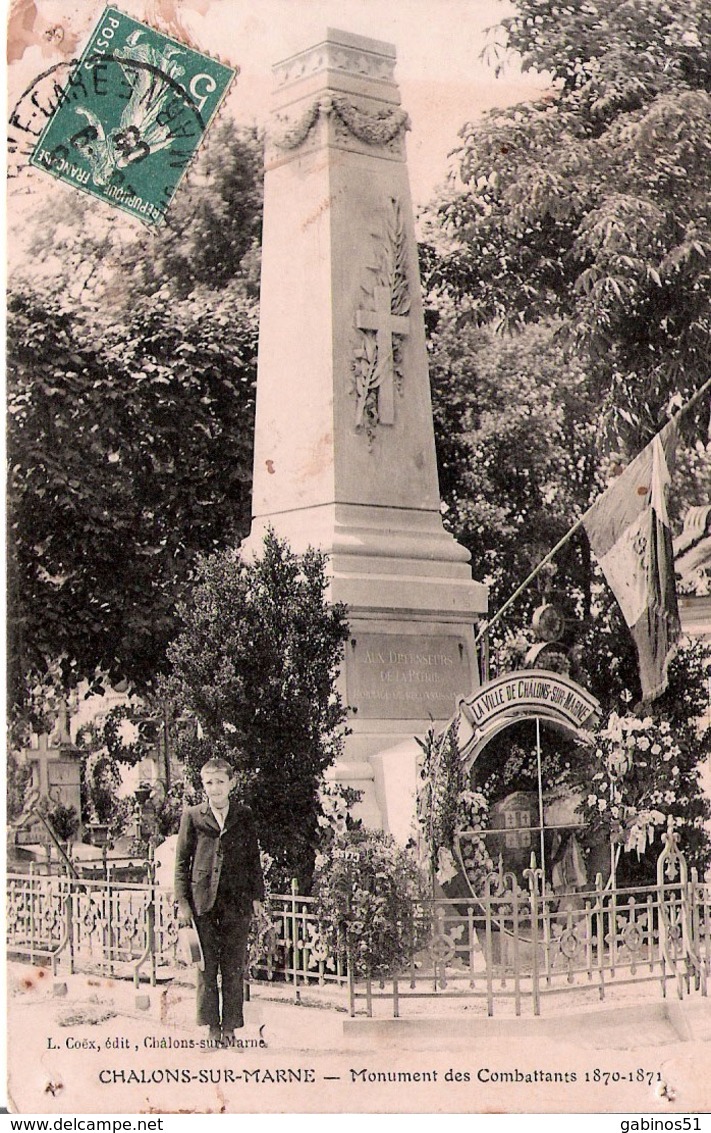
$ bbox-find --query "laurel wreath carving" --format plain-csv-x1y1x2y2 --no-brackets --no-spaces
271,95,411,151
271,99,325,150
330,97,411,145
353,197,411,446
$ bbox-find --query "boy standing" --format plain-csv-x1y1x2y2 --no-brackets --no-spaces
174,758,264,1044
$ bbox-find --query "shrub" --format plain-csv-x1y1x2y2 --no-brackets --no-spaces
154,778,200,839
171,733,257,800
166,530,350,891
312,830,429,978
81,749,133,840
37,798,81,842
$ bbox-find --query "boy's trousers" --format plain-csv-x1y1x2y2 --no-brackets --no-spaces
194,893,251,1030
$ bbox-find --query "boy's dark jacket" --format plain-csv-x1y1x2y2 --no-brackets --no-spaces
174,800,265,917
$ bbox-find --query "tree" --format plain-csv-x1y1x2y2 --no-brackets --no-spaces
18,120,263,306
430,319,599,620
166,531,351,890
7,282,258,717
421,1,711,882
423,0,711,685
424,0,711,451
7,119,263,722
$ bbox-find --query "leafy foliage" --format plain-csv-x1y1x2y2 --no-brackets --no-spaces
168,733,258,805
312,830,429,977
7,752,33,824
76,705,151,769
7,282,258,712
430,320,600,621
20,121,263,306
36,798,81,843
81,749,131,835
424,0,711,450
423,0,711,758
166,531,351,890
74,705,154,837
8,120,263,721
154,779,200,841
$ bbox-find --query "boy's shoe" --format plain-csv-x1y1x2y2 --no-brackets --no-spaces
221,1019,244,1044
208,1026,222,1046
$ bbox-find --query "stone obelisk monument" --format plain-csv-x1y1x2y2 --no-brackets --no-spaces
245,29,488,836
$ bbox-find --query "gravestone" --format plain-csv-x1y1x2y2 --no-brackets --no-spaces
243,30,487,833
16,723,83,844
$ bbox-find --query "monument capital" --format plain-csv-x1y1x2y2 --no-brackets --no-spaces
271,28,400,109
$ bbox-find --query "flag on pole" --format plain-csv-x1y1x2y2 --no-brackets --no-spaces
582,419,681,702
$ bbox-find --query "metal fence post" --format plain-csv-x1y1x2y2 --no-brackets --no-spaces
525,854,541,1016
65,878,75,976
134,851,157,989
29,863,36,966
290,878,301,1005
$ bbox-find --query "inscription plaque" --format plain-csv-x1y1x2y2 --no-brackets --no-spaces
346,633,472,720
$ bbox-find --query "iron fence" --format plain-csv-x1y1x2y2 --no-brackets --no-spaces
348,828,710,1017
6,868,344,993
6,827,709,1015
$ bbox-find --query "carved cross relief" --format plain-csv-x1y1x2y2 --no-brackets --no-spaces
356,285,410,425
352,197,411,444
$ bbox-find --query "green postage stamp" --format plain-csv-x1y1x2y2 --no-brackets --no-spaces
29,6,235,225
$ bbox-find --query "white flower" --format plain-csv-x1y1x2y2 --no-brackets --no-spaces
662,750,672,762
436,847,459,885
637,736,650,751
671,766,680,777
627,823,647,856
611,805,620,818
587,794,597,806
664,791,675,804
659,721,671,734
222,721,237,734
651,743,662,755
598,798,608,812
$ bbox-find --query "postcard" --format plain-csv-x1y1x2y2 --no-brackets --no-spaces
6,0,711,1118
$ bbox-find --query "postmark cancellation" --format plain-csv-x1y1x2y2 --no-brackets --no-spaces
27,6,236,225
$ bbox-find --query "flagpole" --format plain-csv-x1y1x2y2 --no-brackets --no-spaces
671,375,711,417
473,515,586,646
473,376,710,649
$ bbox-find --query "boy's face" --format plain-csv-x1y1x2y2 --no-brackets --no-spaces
201,769,235,809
